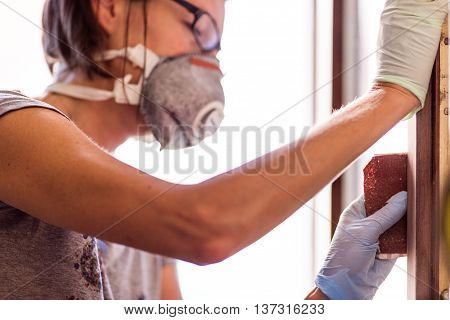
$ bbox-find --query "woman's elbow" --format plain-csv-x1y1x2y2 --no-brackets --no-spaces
170,184,245,266
191,237,235,266
186,202,239,266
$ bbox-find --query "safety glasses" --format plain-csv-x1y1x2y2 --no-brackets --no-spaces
172,0,221,52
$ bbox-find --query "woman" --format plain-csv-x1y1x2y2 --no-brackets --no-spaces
0,0,447,300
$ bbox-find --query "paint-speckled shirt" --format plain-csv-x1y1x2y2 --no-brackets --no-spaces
0,90,174,300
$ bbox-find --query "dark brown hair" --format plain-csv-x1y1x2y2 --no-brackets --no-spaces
42,0,109,78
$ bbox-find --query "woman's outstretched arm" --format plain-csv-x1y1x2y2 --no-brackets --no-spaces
0,83,417,265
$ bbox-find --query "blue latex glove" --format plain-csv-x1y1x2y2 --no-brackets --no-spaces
315,191,407,300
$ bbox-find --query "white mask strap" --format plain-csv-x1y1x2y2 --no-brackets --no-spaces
47,45,160,105
47,74,143,105
99,44,160,77
112,74,144,105
46,83,114,101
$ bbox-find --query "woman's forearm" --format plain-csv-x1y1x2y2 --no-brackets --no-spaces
192,84,418,259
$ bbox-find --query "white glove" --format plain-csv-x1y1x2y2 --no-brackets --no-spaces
375,0,448,116
315,192,407,300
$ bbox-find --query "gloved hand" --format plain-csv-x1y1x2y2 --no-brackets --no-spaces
375,0,448,116
315,191,407,300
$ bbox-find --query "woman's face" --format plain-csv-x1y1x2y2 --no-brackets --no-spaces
97,0,225,57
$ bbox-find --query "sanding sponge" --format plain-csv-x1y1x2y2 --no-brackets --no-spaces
364,154,407,259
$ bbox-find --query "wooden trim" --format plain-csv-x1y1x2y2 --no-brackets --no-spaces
407,19,449,300
332,0,343,111
331,0,344,235
438,19,449,296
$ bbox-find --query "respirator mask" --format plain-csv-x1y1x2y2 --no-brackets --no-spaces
46,44,225,149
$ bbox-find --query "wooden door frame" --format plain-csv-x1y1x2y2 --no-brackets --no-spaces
331,0,344,235
407,19,449,300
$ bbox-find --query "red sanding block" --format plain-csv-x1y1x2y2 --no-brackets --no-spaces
363,154,407,259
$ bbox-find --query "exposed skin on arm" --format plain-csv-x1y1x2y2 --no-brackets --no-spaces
305,287,329,300
0,84,418,265
160,264,183,300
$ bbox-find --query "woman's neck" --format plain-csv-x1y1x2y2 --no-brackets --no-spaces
39,92,144,152
38,68,146,152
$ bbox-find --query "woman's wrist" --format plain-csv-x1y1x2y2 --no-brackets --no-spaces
305,287,329,300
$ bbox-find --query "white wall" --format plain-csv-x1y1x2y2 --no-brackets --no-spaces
0,1,51,95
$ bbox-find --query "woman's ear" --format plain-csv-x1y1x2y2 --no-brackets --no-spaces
91,0,118,35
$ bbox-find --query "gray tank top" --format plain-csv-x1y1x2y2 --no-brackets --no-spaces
0,90,173,300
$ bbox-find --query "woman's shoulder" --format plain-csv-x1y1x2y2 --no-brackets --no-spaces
0,90,70,121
